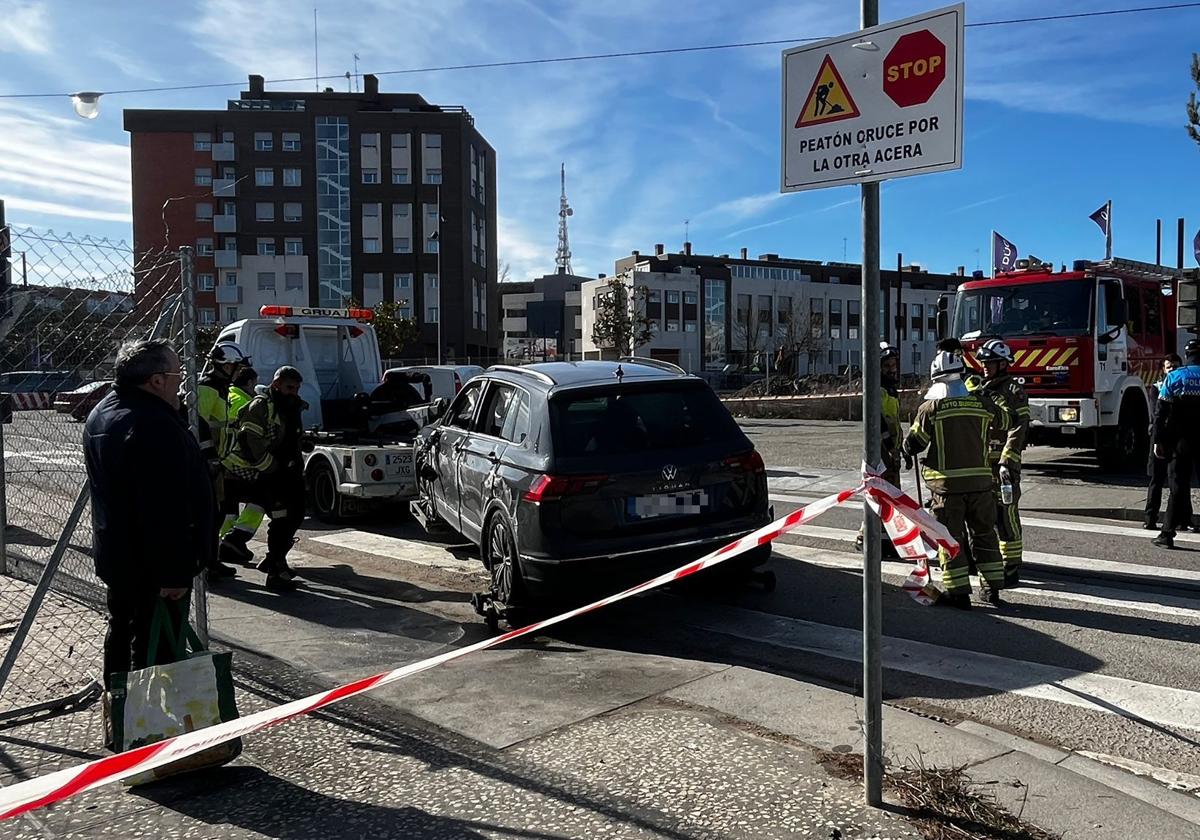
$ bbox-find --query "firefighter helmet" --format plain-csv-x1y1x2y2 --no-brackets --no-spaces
975,338,1014,364
880,341,899,361
929,351,965,380
209,342,251,367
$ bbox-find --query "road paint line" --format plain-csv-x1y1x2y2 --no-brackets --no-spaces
770,543,1200,621
684,605,1200,732
310,530,478,573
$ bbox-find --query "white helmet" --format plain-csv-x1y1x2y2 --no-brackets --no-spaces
975,338,1013,364
929,350,965,381
209,342,251,367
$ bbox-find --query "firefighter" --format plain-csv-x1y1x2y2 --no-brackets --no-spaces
856,342,902,555
220,366,308,590
1152,338,1200,549
218,367,266,565
196,342,251,579
975,339,1029,587
902,351,1009,608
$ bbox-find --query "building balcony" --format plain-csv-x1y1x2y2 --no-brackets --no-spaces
502,316,527,332
212,178,237,197
215,285,242,304
214,249,239,268
211,142,236,162
213,214,237,233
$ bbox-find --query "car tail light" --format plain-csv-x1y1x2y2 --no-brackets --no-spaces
724,451,765,474
522,474,608,502
454,372,462,393
371,468,384,481
364,454,377,467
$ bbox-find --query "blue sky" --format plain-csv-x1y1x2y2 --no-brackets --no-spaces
0,0,1197,281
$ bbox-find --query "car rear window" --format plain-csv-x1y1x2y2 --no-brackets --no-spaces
550,383,739,457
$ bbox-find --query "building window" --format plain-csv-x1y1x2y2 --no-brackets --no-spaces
911,303,924,342
257,272,276,291
810,298,824,337
193,132,212,151
315,115,351,308
424,168,442,184
225,306,239,322
255,202,274,221
685,322,697,332
830,349,842,369
646,289,662,322
284,238,303,256
224,272,237,286
704,278,726,371
195,167,212,186
283,202,302,222
197,273,215,291
391,169,410,185
196,238,214,256
361,133,379,149
393,237,411,254
254,132,273,151
829,298,842,339
221,200,236,216
255,167,274,186
257,238,276,256
391,133,409,149
363,238,382,253
222,236,237,252
363,203,380,218
423,133,441,149
282,132,301,151
363,170,380,184
199,308,216,325
196,202,213,221
393,273,413,318
283,168,302,187
363,272,383,307
848,299,860,340
285,272,303,291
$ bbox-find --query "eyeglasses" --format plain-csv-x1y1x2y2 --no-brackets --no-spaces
154,369,185,379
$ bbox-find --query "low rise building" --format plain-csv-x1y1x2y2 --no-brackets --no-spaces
500,271,590,360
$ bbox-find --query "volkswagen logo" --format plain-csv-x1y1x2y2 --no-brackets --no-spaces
662,464,678,481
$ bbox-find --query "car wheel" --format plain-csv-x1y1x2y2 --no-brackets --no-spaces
308,460,342,524
483,509,523,609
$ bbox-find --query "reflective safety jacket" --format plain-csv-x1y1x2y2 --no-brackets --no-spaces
880,385,902,468
1154,364,1200,451
903,391,1008,494
228,386,254,419
981,373,1029,471
223,394,304,479
196,375,233,463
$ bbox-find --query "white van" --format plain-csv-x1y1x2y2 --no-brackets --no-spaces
382,364,484,401
213,306,438,521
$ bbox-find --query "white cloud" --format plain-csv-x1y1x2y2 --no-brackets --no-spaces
696,191,786,225
3,197,132,223
0,1,51,55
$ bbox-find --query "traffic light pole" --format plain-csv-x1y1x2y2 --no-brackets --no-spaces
860,0,884,810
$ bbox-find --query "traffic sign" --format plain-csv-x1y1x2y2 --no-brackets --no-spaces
781,3,964,193
883,30,946,107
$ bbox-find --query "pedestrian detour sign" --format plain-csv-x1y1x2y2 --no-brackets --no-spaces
781,3,964,192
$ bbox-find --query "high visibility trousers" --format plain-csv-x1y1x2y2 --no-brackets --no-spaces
220,476,266,541
930,489,1005,594
219,505,266,540
996,480,1023,577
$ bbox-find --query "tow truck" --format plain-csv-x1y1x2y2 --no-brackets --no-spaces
210,305,444,521
937,257,1200,471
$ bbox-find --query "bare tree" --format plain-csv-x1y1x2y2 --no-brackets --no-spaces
730,300,764,368
1189,53,1200,148
777,300,828,377
498,261,513,284
591,275,653,356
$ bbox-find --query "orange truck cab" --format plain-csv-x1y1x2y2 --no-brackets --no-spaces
940,257,1198,471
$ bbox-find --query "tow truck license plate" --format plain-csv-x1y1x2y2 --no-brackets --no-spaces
385,453,413,476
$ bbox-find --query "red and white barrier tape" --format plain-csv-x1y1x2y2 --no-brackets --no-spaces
0,478,956,821
8,392,52,410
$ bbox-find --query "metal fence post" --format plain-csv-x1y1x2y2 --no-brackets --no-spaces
179,247,209,646
0,418,7,577
0,486,89,702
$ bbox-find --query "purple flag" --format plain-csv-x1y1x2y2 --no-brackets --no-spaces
1089,203,1111,236
992,231,1018,275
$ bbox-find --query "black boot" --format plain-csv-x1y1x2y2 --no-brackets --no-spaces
258,554,299,590
976,581,1003,607
219,531,255,566
940,591,972,610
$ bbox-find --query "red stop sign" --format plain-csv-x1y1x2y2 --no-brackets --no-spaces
883,30,946,108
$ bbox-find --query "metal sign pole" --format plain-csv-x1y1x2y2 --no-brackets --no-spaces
859,0,884,811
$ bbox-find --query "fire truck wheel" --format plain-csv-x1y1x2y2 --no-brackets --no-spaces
1097,396,1147,474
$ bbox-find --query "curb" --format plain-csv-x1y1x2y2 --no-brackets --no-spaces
953,720,1200,827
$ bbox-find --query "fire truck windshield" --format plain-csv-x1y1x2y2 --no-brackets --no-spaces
953,278,1093,340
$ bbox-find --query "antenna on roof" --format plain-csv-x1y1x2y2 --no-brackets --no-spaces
614,364,625,383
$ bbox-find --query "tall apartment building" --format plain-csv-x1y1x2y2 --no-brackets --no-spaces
124,74,498,359
582,244,967,377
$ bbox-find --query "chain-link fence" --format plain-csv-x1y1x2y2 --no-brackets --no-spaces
0,225,199,721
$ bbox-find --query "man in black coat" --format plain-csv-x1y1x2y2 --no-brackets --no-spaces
83,339,217,687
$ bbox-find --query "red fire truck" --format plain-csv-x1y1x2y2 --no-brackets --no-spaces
938,257,1199,471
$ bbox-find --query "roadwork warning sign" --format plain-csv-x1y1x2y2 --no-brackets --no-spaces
781,3,964,192
795,55,861,128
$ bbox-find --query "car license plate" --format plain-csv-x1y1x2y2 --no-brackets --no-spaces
627,490,708,520
384,453,413,477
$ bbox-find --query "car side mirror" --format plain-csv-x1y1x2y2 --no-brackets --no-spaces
430,397,448,420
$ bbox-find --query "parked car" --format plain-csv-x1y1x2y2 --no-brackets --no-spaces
0,370,81,394
412,359,773,626
54,380,112,421
383,364,484,401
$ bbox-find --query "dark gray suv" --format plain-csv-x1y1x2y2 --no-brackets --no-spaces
412,359,772,623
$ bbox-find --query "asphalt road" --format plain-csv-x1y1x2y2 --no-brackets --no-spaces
5,409,1199,800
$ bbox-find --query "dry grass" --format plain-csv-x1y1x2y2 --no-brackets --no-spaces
817,750,1061,840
